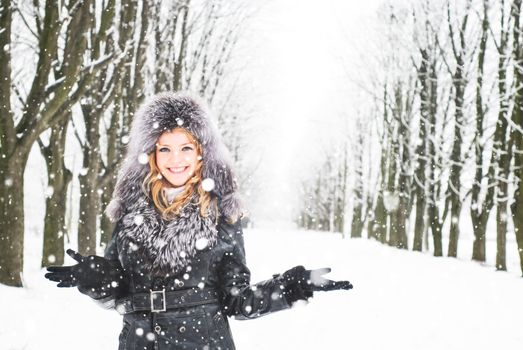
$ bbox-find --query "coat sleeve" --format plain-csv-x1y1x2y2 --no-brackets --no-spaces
217,218,292,320
78,220,129,309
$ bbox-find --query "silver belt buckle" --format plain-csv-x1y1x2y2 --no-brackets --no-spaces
150,289,166,312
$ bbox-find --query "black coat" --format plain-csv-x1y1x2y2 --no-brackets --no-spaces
93,216,291,350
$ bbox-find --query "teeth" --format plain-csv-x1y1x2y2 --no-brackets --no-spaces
169,167,187,174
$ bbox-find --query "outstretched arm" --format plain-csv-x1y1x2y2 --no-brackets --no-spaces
44,221,129,309
217,219,353,320
218,218,290,320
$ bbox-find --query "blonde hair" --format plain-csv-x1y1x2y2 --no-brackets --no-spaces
142,127,217,220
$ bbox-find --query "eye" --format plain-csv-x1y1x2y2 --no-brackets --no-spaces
158,147,170,152
182,146,194,151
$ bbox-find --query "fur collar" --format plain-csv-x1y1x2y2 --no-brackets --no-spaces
117,192,219,276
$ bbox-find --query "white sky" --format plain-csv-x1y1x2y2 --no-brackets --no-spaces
233,0,383,224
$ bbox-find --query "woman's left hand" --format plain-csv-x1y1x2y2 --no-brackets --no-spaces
307,267,354,291
279,265,353,303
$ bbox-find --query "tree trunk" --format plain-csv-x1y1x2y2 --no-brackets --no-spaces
352,121,364,238
470,0,491,262
413,196,426,251
395,83,411,250
41,121,72,267
394,197,408,249
510,0,523,276
387,127,400,247
78,174,100,255
496,188,508,271
336,144,348,234
445,0,470,259
485,0,511,265
447,71,464,257
77,104,103,255
427,59,442,257
0,156,27,286
174,1,190,90
351,205,363,238
447,199,462,257
471,211,488,261
412,49,429,251
374,194,387,243
428,203,443,256
512,185,523,276
373,137,388,243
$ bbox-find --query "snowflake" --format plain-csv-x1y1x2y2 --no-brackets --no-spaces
134,215,144,225
138,153,148,164
195,238,209,250
202,178,215,192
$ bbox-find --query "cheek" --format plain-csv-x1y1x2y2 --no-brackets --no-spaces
185,154,198,167
155,153,166,167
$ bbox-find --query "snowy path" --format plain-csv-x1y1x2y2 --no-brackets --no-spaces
1,227,522,350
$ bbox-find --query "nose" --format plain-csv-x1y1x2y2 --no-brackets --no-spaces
162,149,178,164
167,151,189,165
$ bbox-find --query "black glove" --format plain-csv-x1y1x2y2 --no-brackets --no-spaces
279,265,353,304
45,249,126,299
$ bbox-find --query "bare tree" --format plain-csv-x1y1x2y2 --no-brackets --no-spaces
444,0,472,258
509,0,523,275
470,0,495,265
77,0,151,254
351,118,366,238
0,0,110,286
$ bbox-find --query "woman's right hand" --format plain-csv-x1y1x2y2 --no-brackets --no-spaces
45,249,119,289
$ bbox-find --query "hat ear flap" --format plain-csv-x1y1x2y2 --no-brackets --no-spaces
202,155,237,196
105,158,150,222
201,151,243,223
219,192,244,224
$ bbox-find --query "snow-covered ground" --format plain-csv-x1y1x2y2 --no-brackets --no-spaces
1,226,522,350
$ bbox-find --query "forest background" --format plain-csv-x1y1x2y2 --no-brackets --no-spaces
1,0,522,290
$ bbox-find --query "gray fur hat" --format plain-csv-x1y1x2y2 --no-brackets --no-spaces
106,91,243,223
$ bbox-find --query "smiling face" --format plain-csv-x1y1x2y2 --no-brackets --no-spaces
155,128,200,187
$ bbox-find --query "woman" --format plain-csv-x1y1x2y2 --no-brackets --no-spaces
45,92,353,350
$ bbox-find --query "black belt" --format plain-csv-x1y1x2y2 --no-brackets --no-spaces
115,288,220,315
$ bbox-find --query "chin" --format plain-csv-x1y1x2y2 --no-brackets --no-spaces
167,180,186,187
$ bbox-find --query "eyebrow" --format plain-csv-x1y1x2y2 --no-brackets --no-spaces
157,143,194,147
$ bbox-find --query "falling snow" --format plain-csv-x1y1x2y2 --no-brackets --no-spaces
201,178,215,192
4,178,13,187
195,238,209,250
137,153,148,165
133,215,144,225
